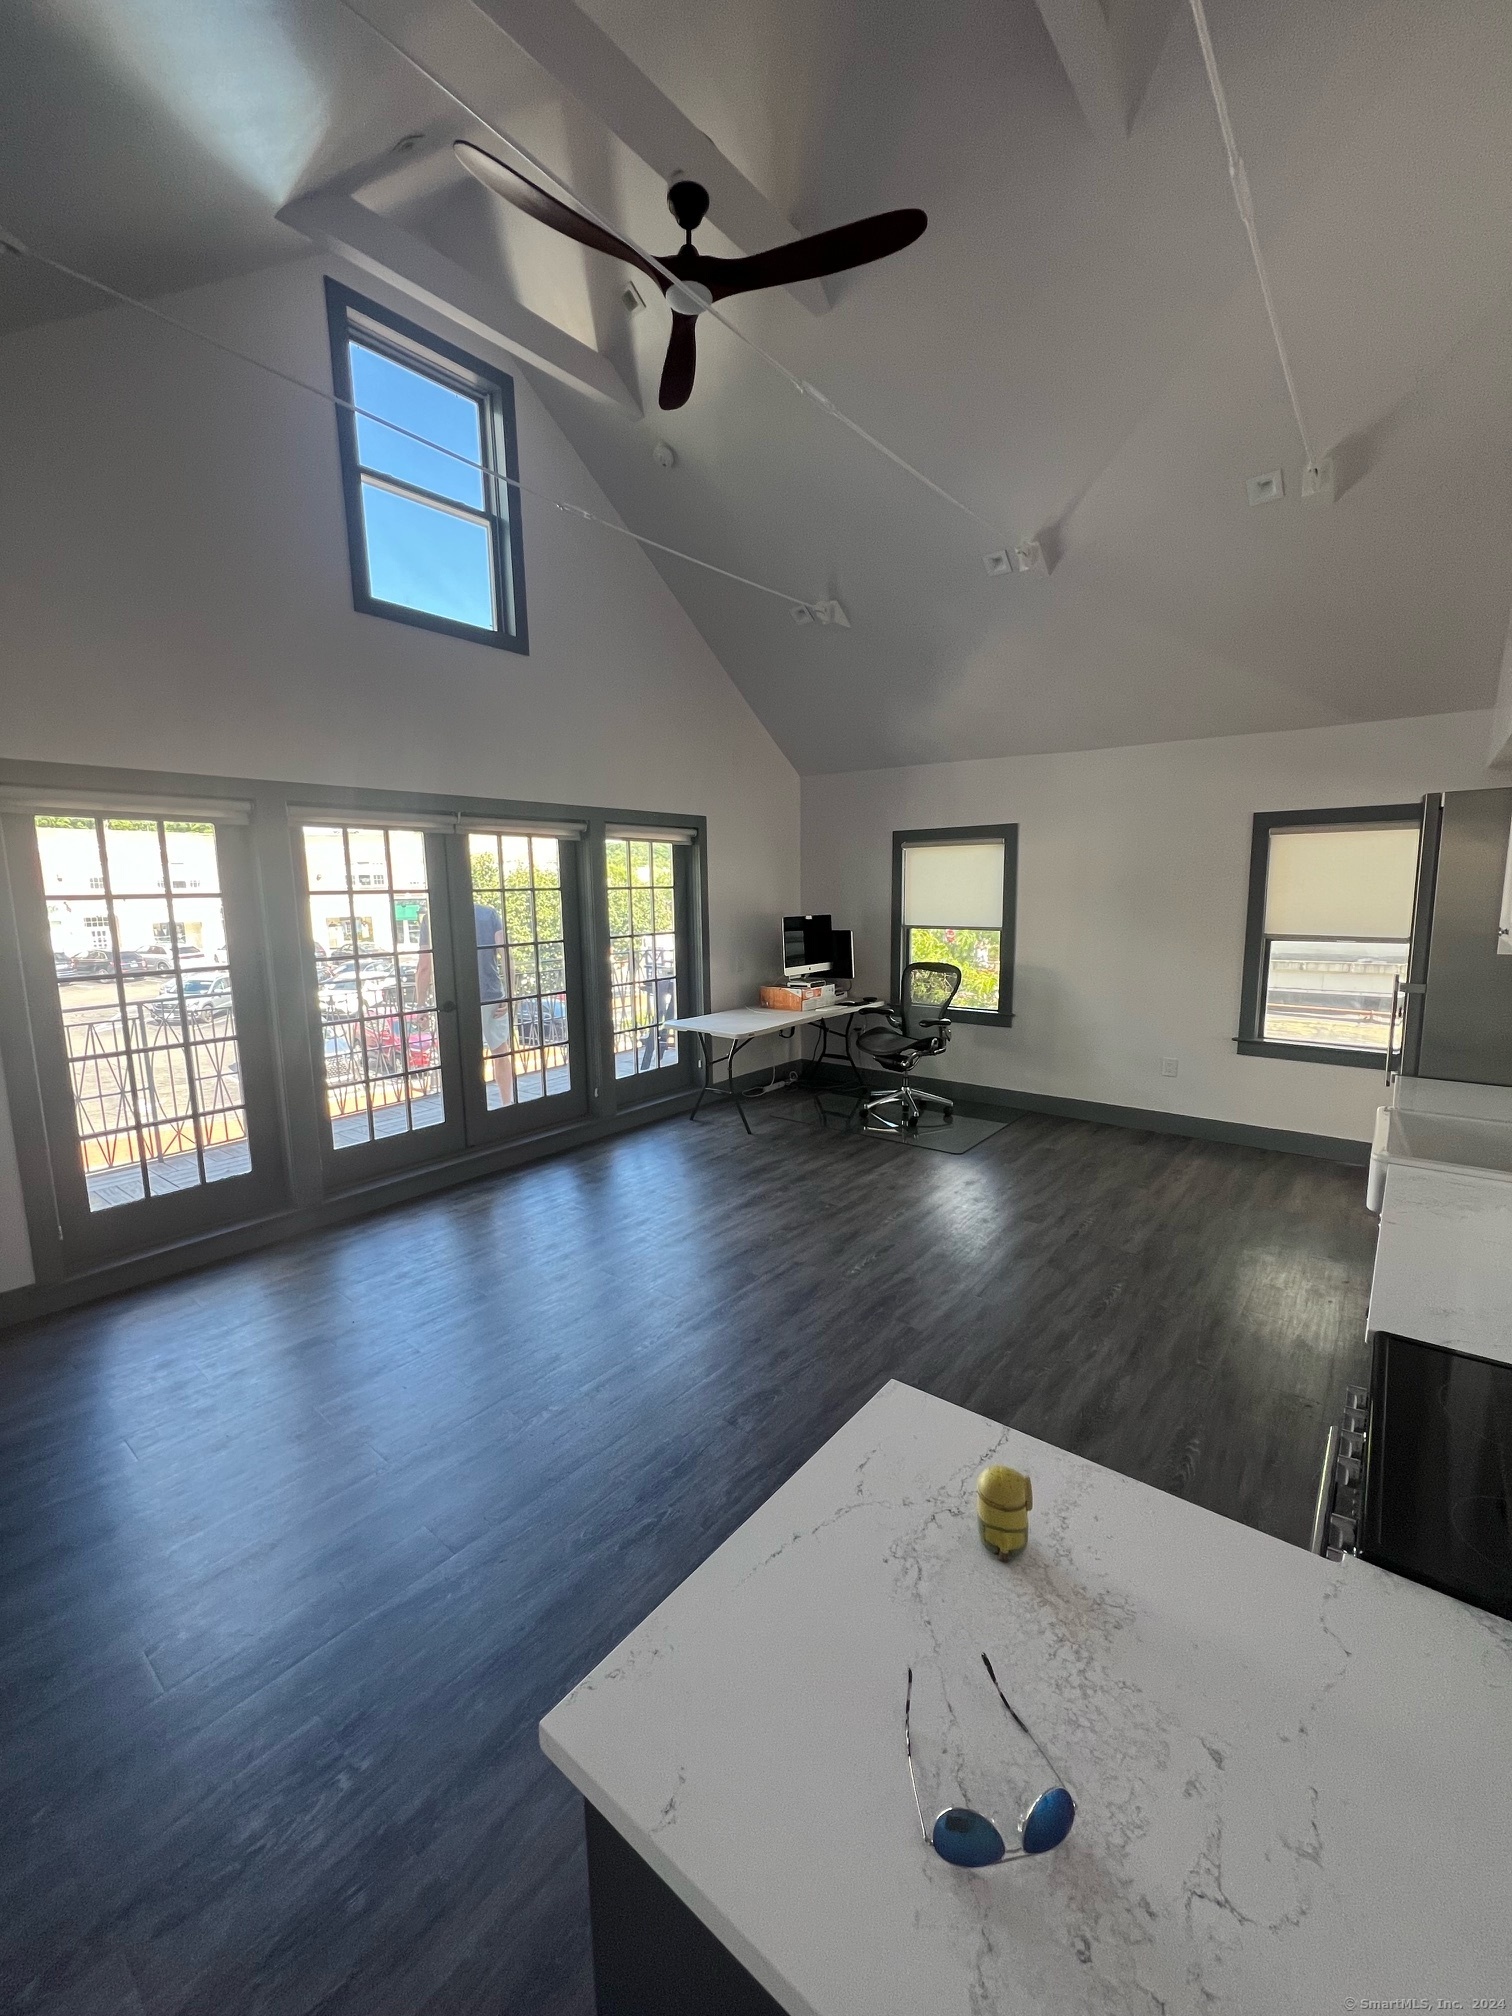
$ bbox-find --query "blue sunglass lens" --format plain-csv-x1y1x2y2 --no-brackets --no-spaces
1021,1785,1076,1855
932,1808,1006,1867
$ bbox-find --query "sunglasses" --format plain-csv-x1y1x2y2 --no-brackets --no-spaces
905,1653,1077,1867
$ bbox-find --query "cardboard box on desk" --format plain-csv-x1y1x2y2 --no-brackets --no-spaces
759,983,830,1011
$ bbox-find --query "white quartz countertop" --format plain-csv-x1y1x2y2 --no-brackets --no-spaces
540,1382,1512,2016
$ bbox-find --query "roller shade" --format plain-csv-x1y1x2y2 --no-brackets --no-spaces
288,805,458,833
1264,824,1419,939
288,808,587,839
459,819,587,840
605,825,696,845
902,840,1005,930
1,787,251,824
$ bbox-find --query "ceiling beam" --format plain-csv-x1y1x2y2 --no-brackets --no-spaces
1034,0,1178,147
1035,0,1130,146
467,0,831,314
277,191,640,415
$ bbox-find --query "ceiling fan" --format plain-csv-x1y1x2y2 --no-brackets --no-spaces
455,140,927,410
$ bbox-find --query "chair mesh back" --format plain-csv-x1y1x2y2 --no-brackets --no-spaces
901,962,961,1041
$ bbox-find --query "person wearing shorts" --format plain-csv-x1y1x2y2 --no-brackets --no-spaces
474,901,515,1106
417,903,515,1105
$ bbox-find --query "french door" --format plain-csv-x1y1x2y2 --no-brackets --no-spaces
0,785,707,1286
295,819,591,1180
604,832,697,1104
296,821,468,1180
449,826,590,1143
6,804,284,1262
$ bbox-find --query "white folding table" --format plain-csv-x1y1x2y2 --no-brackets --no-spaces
667,999,882,1133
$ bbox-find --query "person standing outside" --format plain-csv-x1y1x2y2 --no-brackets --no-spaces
416,903,515,1106
473,897,515,1106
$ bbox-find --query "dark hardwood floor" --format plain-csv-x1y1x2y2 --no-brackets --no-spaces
0,1097,1376,2015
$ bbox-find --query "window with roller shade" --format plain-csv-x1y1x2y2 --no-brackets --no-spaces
1238,807,1421,1065
891,825,1018,1023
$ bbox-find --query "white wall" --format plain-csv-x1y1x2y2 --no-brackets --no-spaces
0,256,800,1292
802,711,1498,1146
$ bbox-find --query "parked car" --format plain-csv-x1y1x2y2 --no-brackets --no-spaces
55,946,179,979
146,974,234,1025
512,997,570,1050
317,964,399,1020
55,950,116,979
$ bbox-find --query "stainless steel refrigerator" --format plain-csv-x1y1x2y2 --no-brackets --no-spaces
1399,786,1512,1084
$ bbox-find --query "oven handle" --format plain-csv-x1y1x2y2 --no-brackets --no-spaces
1309,1421,1340,1555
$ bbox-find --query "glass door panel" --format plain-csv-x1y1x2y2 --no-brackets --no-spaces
605,836,695,1102
455,829,588,1139
298,824,465,1174
15,812,283,1261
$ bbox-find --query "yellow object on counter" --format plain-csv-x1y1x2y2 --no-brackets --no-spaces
976,1463,1032,1558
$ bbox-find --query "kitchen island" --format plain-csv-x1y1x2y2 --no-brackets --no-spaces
541,1381,1511,2016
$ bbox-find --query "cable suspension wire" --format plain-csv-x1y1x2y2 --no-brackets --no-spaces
331,0,1007,541
1186,0,1317,468
0,229,820,611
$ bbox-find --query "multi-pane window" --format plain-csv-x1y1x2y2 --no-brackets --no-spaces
1246,816,1420,1056
466,832,571,1107
326,282,526,650
302,825,444,1147
606,838,680,1077
36,817,251,1210
895,828,1017,1022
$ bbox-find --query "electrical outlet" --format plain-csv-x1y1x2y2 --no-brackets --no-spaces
1160,1057,1179,1078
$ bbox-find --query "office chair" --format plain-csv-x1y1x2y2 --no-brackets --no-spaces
854,962,961,1131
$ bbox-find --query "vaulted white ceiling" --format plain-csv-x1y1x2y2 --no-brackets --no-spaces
3,0,1510,772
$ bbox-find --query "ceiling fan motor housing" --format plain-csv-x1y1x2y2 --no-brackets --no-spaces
667,179,711,235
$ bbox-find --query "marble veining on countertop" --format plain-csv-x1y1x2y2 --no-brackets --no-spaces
542,1381,1512,2016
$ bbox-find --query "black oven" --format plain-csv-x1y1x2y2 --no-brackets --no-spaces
1318,1332,1512,1621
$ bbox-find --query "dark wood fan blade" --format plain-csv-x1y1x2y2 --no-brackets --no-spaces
454,142,668,292
700,208,926,299
658,314,698,410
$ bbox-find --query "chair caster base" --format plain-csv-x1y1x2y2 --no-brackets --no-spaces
862,1086,954,1132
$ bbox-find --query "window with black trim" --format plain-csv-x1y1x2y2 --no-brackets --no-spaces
1237,806,1421,1067
891,825,1017,1024
325,280,527,652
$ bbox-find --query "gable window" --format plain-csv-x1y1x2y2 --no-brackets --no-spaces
891,825,1018,1024
1237,807,1421,1066
325,280,527,652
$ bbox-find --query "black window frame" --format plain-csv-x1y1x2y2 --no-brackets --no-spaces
1236,803,1421,1070
890,824,1018,1027
0,756,708,1309
325,279,529,654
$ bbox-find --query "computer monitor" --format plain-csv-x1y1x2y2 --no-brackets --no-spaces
782,913,834,979
829,929,854,983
